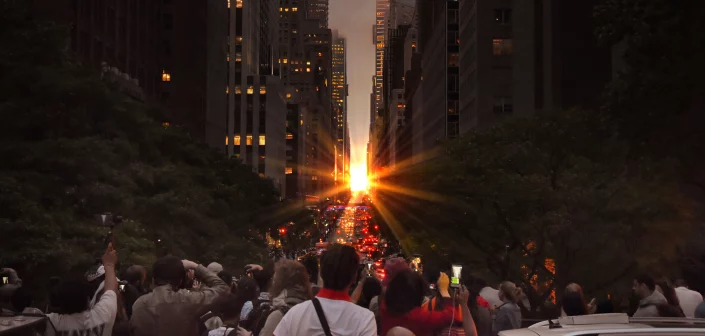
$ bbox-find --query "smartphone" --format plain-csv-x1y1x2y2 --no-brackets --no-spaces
2,277,8,285
451,264,462,288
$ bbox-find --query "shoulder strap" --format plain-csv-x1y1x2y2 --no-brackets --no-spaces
312,298,333,336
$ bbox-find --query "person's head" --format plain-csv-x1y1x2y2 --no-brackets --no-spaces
655,278,680,307
153,256,186,289
57,280,92,314
674,279,688,288
384,269,426,316
270,260,312,299
85,264,106,293
207,262,224,274
320,244,359,291
237,276,259,302
562,283,588,316
382,257,410,287
219,294,245,324
633,274,655,299
300,255,319,285
358,277,382,308
596,299,614,314
499,281,522,303
10,286,32,312
252,267,274,293
124,265,147,286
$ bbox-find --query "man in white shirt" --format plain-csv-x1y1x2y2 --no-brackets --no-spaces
477,279,502,310
674,279,703,318
47,244,119,336
273,244,377,336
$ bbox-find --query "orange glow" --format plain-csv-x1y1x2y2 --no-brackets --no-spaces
349,164,369,192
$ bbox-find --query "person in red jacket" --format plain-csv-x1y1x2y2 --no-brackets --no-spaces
381,270,469,336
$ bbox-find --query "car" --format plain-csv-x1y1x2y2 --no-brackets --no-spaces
501,314,705,336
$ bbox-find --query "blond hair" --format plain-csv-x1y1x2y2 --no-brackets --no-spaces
269,259,313,299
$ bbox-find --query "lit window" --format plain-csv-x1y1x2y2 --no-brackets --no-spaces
235,86,242,94
306,61,311,65
448,52,459,67
260,86,267,94
285,8,289,11
236,36,243,42
161,70,171,82
292,7,298,11
225,86,229,94
283,58,288,64
234,135,241,146
247,86,254,94
317,52,322,57
286,133,294,140
312,176,318,180
259,135,266,145
286,167,293,174
493,39,513,56
286,93,292,99
279,7,283,11
162,121,171,127
306,68,311,72
226,54,230,62
236,0,242,8
246,135,253,145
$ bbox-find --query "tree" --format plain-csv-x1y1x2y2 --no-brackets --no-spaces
0,1,281,292
380,110,692,316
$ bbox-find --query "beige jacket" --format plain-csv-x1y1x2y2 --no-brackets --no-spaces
130,265,228,336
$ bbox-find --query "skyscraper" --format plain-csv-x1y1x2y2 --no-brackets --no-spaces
227,0,288,195
305,0,329,28
332,35,348,187
373,0,390,120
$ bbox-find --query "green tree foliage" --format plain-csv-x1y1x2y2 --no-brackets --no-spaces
381,110,692,314
0,1,281,288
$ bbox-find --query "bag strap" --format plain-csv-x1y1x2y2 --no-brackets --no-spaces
312,298,333,336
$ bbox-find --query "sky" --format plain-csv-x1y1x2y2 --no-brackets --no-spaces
329,0,374,168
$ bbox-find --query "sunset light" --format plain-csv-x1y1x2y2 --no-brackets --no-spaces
349,164,369,192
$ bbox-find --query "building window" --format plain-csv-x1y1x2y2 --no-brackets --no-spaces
292,7,298,11
493,39,513,55
234,135,241,146
448,122,459,138
286,133,294,140
235,86,242,94
162,121,171,127
493,97,513,114
312,176,318,181
259,135,266,145
448,74,459,92
286,93,292,99
247,86,254,94
448,100,459,114
494,9,512,25
161,70,171,82
246,135,253,145
236,0,242,8
260,86,267,94
286,167,293,174
448,9,459,24
448,52,459,67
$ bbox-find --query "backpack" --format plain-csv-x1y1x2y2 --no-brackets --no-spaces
248,304,291,336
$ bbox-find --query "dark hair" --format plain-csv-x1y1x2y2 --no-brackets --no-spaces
57,280,91,314
300,255,319,284
237,277,259,302
384,270,426,316
320,244,359,291
252,268,273,293
562,291,588,316
10,287,32,312
153,256,185,288
219,294,247,321
124,265,146,285
357,277,382,309
270,260,312,299
634,274,655,291
596,300,614,314
218,271,234,285
656,279,681,307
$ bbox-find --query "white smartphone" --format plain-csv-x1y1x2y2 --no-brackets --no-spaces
451,264,462,288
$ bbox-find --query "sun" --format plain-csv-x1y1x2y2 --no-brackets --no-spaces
349,164,369,192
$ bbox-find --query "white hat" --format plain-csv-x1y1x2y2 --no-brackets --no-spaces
207,262,223,274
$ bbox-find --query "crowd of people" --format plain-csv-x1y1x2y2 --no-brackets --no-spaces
2,244,705,336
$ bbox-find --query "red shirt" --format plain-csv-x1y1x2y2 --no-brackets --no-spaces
381,297,455,336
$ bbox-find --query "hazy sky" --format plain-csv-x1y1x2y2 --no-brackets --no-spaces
330,0,374,167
